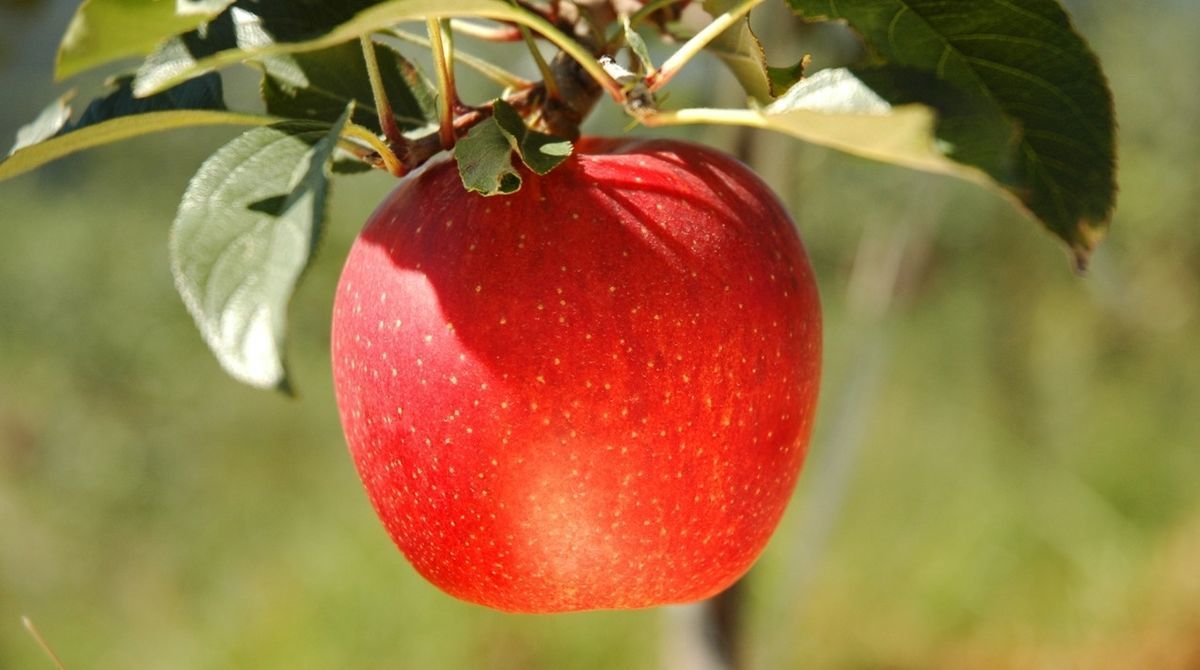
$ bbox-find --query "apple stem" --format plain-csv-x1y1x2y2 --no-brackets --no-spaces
646,0,765,92
359,35,407,152
427,18,460,150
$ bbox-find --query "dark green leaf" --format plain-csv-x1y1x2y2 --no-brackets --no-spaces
3,73,230,177
262,40,435,134
455,118,522,196
169,110,349,390
790,0,1117,262
767,58,808,98
332,158,375,175
65,72,225,134
128,0,590,97
133,0,380,96
492,100,572,176
56,0,232,80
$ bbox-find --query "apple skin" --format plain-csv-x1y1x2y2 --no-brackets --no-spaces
331,137,821,613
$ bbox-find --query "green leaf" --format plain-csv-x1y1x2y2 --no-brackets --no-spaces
767,59,808,98
0,110,272,182
453,99,574,196
492,100,572,176
169,112,349,390
701,0,773,102
262,40,435,134
789,0,1117,263
65,72,225,134
130,0,602,97
455,118,522,196
56,0,232,80
623,17,654,74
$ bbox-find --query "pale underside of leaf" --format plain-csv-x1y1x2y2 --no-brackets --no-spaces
789,0,1116,263
9,94,74,156
170,117,345,390
645,68,999,191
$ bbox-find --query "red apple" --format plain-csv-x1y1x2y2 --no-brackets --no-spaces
331,137,821,613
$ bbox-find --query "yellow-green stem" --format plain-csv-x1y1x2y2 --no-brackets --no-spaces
342,123,404,176
427,17,457,149
511,2,559,99
490,8,625,103
648,0,765,92
639,107,767,129
359,35,405,147
392,28,532,89
439,18,459,100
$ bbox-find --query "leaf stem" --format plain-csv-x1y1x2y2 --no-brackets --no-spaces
492,7,625,103
342,122,404,176
639,107,767,129
510,0,560,99
427,17,458,149
391,29,532,89
359,35,405,148
440,19,460,103
647,0,765,92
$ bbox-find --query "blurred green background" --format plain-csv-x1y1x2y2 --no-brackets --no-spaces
2,1,1198,668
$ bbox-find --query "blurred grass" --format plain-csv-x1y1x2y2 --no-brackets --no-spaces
2,1,1199,668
